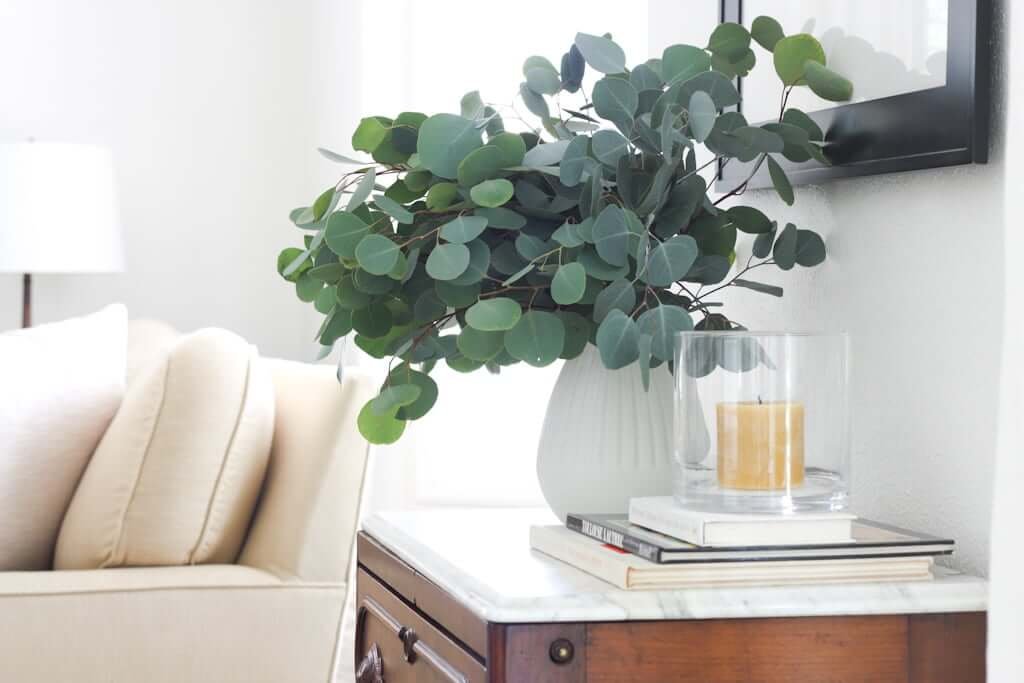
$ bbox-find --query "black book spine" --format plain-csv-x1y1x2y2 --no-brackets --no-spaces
566,515,663,563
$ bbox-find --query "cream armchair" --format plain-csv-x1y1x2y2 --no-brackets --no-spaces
0,352,376,683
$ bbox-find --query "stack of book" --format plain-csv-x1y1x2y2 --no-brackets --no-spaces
530,497,953,590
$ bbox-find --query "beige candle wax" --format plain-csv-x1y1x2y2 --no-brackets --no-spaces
716,401,805,490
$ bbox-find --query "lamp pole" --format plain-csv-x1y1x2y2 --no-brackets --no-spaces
21,273,31,328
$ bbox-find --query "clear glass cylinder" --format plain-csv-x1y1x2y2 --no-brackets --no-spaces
673,332,850,514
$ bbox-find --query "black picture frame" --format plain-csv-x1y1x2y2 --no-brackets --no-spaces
717,0,992,190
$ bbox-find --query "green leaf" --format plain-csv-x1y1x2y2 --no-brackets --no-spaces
371,384,422,416
773,34,826,86
504,310,565,367
637,305,693,361
523,140,571,167
487,132,527,167
556,311,591,359
435,280,481,308
523,55,559,77
388,366,438,420
278,247,309,281
733,278,784,297
592,205,630,267
457,326,505,361
374,194,415,223
732,126,785,154
346,167,376,212
314,285,337,313
551,262,586,305
324,211,370,259
684,254,732,285
591,130,629,166
426,182,459,210
335,274,372,310
439,216,488,244
644,235,699,287
526,67,562,95
762,122,812,162
413,289,446,323
354,234,400,276
707,22,751,60
466,297,522,331
804,61,854,102
559,135,591,187
794,229,826,266
296,272,322,302
773,222,798,270
630,63,663,90
552,221,584,248
318,307,353,345
417,114,483,179
752,226,777,258
357,400,406,444
662,44,711,85
751,16,785,51
352,302,393,337
475,207,525,230
711,48,755,78
450,239,491,286
318,147,371,165
727,205,773,234
592,77,638,126
519,82,550,118
578,246,628,281
561,44,586,92
593,278,637,323
574,32,626,74
460,90,485,119
352,117,389,153
767,156,794,205
457,145,506,187
470,179,515,208
688,91,716,143
426,243,471,280
595,309,640,369
782,108,823,141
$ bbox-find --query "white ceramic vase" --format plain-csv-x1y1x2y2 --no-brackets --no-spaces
536,345,709,521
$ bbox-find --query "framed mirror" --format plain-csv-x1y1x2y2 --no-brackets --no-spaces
718,0,992,189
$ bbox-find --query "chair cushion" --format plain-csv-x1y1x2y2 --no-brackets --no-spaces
0,304,127,570
55,328,274,569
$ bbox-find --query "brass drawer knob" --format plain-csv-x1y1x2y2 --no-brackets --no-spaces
549,638,575,665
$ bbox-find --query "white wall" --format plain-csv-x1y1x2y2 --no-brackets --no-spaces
0,0,323,359
650,0,1006,576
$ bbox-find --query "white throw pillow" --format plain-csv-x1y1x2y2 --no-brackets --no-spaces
54,328,274,569
0,304,127,570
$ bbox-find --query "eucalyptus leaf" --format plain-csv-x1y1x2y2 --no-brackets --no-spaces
593,278,637,322
644,235,699,287
751,16,785,51
595,309,640,369
466,297,522,331
804,61,854,102
523,140,571,167
504,310,564,367
475,207,526,230
688,90,716,143
470,178,515,208
773,222,798,270
773,34,826,85
733,278,784,297
324,211,370,259
439,216,489,244
794,229,827,266
574,32,627,74
766,156,794,205
662,44,712,85
551,262,586,305
592,205,630,267
591,130,630,166
637,305,693,361
426,243,471,280
417,114,483,179
355,234,400,276
358,401,405,444
374,194,415,223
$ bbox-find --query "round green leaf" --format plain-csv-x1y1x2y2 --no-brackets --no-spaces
435,280,481,308
707,22,751,60
637,305,693,361
773,34,826,86
794,229,826,267
466,297,522,331
354,234,400,275
592,205,630,267
688,90,717,143
782,108,824,142
592,77,638,125
593,278,637,323
644,235,699,287
374,194,415,224
335,274,372,310
447,355,484,373
475,207,526,230
574,32,626,74
732,126,785,154
504,310,565,367
457,326,505,361
559,135,591,187
439,216,489,244
417,114,484,179
470,179,515,208
318,307,353,345
352,117,389,153
449,239,492,286
370,384,422,416
751,16,784,51
556,311,591,360
578,246,629,281
413,289,446,323
457,145,506,188
353,268,396,294
314,285,337,314
487,132,527,167
352,302,393,338
526,67,562,96
551,262,586,305
662,44,711,85
324,211,370,259
591,130,629,166
388,366,438,420
426,182,459,210
773,222,798,270
523,55,558,78
595,309,640,369
803,61,853,102
426,243,471,281
295,272,322,303
357,400,406,444
523,140,571,167
519,83,550,119
726,205,774,234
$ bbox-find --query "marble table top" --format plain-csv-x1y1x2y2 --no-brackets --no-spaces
361,508,988,624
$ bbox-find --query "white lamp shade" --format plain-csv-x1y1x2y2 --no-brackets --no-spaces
0,142,124,273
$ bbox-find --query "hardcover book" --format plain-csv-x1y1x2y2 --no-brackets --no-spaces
530,525,934,591
567,513,954,564
628,496,856,547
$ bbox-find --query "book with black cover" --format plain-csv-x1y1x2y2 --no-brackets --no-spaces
566,513,954,564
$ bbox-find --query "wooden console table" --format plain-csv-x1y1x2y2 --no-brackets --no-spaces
355,509,987,682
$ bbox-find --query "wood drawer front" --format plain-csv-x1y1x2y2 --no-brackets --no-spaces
356,568,487,683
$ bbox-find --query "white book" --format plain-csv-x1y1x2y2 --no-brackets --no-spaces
530,525,933,591
628,496,856,547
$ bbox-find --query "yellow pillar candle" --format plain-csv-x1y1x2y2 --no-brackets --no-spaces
716,401,805,490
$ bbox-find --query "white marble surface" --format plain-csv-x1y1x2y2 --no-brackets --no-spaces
361,508,988,624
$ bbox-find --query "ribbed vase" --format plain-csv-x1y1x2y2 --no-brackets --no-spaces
536,345,689,521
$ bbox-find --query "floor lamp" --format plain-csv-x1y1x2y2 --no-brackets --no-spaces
0,142,123,328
